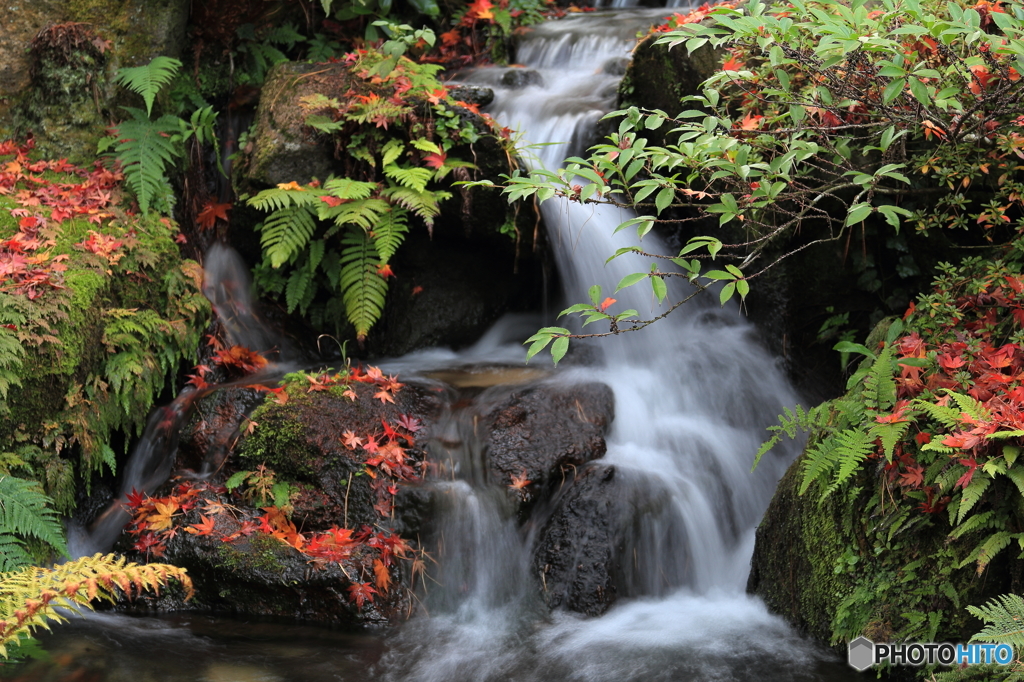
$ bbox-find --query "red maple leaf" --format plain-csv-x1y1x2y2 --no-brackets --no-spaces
898,464,925,489
396,414,421,433
185,514,217,536
347,582,377,608
423,151,447,169
196,201,232,230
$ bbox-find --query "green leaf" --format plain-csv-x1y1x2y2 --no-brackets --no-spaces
115,56,182,116
719,281,736,305
616,272,647,292
845,202,873,226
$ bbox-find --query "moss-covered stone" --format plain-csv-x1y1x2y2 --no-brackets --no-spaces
0,0,189,162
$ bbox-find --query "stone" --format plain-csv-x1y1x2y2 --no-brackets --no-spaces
481,381,614,502
500,69,544,89
532,463,691,616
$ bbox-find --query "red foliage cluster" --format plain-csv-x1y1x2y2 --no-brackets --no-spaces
878,273,1024,512
0,139,125,299
124,477,415,609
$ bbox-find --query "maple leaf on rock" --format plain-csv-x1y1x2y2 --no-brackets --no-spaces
347,582,377,608
186,514,217,536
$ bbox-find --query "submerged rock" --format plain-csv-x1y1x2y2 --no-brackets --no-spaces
500,69,544,89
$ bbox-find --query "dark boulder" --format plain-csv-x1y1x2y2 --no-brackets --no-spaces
532,463,691,616
481,381,614,504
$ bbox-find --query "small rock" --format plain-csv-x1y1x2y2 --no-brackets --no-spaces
501,69,544,89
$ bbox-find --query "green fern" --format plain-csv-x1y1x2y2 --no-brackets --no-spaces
0,476,68,568
0,296,26,408
114,56,182,116
108,108,182,214
258,205,318,268
384,164,433,192
969,594,1024,649
340,228,388,342
372,207,409,262
863,344,897,414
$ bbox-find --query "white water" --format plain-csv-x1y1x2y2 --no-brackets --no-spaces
373,9,847,681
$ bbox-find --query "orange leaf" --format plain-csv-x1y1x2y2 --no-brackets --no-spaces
185,514,217,536
374,389,395,404
196,201,232,230
277,181,305,191
373,558,392,593
598,297,616,312
423,151,447,169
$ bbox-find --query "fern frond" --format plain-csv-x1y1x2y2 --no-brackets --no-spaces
372,207,409,263
969,593,1024,649
829,427,877,493
914,398,964,430
382,186,445,225
339,229,387,342
0,534,32,572
947,391,992,423
384,164,433,192
259,205,318,268
0,553,192,658
111,109,181,214
957,473,993,524
114,56,182,116
323,198,391,233
0,476,67,560
800,436,840,495
381,139,405,168
870,420,912,462
862,344,897,413
950,510,996,540
321,177,378,201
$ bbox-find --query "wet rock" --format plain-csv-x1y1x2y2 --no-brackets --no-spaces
617,32,722,145
122,490,409,626
601,57,630,76
448,84,494,107
122,377,445,626
482,381,614,499
177,386,268,475
533,463,691,616
501,69,544,89
235,378,444,532
749,423,1017,647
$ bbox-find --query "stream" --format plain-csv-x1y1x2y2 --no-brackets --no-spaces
6,6,862,682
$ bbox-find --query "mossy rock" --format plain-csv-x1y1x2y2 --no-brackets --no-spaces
749,417,1018,661
0,0,190,162
236,377,444,533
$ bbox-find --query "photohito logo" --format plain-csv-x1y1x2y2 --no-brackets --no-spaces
848,637,1015,671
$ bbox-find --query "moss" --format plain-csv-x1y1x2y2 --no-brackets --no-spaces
216,534,289,574
238,397,322,478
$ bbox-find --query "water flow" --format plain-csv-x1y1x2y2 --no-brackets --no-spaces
374,10,840,681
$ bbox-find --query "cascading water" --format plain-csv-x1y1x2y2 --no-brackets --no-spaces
372,9,856,682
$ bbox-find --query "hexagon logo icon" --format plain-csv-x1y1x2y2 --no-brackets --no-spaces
848,636,875,671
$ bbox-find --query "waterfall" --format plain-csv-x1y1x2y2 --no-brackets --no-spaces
373,8,846,681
